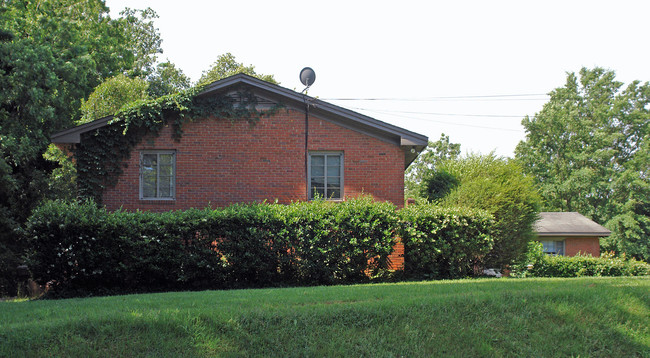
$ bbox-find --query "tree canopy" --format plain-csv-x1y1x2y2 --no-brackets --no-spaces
0,0,164,295
147,61,191,98
404,133,461,199
437,154,541,268
197,53,278,86
80,74,150,124
516,67,650,261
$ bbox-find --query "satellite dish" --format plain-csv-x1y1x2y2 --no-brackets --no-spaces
299,67,316,87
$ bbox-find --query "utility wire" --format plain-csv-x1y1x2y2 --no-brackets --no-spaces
355,107,525,132
323,93,549,102
345,106,526,118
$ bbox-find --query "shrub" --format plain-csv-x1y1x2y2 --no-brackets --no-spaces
514,247,650,278
280,198,398,284
399,205,495,279
437,154,542,269
24,197,399,297
25,197,507,298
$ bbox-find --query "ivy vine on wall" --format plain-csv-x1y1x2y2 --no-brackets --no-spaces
75,86,282,203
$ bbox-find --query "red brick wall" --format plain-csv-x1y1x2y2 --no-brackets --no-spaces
103,108,405,211
387,237,404,270
565,237,600,257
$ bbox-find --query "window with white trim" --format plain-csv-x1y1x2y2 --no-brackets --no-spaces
140,151,175,199
309,152,343,200
541,240,565,256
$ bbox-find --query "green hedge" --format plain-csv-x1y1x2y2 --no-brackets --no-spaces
25,198,401,297
512,243,650,277
398,205,495,279
24,198,503,297
528,253,650,277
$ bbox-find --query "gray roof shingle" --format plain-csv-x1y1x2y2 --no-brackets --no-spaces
535,212,611,237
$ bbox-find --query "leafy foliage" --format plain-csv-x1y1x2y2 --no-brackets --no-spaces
24,197,399,297
437,154,542,268
23,196,508,297
514,244,650,277
405,133,460,198
197,53,278,86
398,205,494,279
0,0,163,295
42,144,77,202
516,67,650,261
118,7,163,75
146,61,191,97
79,74,150,124
419,169,459,201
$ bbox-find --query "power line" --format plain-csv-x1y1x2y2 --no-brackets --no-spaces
356,107,525,132
323,93,549,102
346,106,526,118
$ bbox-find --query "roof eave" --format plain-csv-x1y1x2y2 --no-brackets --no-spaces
51,74,429,160
50,116,114,144
537,232,612,237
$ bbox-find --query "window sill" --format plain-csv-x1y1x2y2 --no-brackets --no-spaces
139,199,176,205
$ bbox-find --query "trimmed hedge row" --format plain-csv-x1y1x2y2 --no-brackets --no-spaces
24,198,496,297
398,205,494,279
512,242,650,278
527,253,650,277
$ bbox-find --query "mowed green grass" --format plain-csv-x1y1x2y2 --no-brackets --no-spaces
1,277,648,357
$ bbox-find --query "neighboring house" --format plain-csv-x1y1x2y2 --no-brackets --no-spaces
51,74,428,212
534,212,611,257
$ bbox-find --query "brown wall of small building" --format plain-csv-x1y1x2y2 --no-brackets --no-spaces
102,108,405,212
565,237,600,257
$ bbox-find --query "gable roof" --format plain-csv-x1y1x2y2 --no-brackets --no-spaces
51,74,428,167
535,212,611,237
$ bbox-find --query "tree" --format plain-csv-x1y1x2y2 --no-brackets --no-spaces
405,133,460,198
437,154,542,269
118,7,163,76
147,61,191,98
516,67,650,261
197,53,278,86
0,0,162,295
80,74,150,123
419,169,459,201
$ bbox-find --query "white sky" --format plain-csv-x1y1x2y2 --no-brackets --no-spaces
107,0,650,157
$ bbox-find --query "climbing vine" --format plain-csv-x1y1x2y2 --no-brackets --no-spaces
75,85,282,203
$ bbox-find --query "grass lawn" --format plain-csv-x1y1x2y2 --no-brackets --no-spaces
1,276,648,357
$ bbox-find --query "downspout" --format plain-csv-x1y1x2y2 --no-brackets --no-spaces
303,95,309,199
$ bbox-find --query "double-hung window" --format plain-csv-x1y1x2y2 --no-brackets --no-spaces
140,151,175,200
309,152,343,200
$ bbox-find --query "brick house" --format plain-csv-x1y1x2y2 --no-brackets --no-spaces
51,74,428,212
534,212,611,257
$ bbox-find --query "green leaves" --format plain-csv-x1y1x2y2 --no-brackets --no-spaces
399,205,494,279
431,154,542,269
25,197,400,296
24,197,505,297
79,74,150,124
404,133,460,198
197,53,278,86
516,67,650,261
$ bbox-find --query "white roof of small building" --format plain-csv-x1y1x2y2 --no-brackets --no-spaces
535,212,611,237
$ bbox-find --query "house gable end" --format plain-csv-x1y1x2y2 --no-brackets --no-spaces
52,74,428,168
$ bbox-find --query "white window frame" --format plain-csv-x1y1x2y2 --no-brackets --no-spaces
139,150,176,200
308,152,344,200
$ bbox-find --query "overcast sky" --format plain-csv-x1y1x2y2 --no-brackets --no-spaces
107,0,650,157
